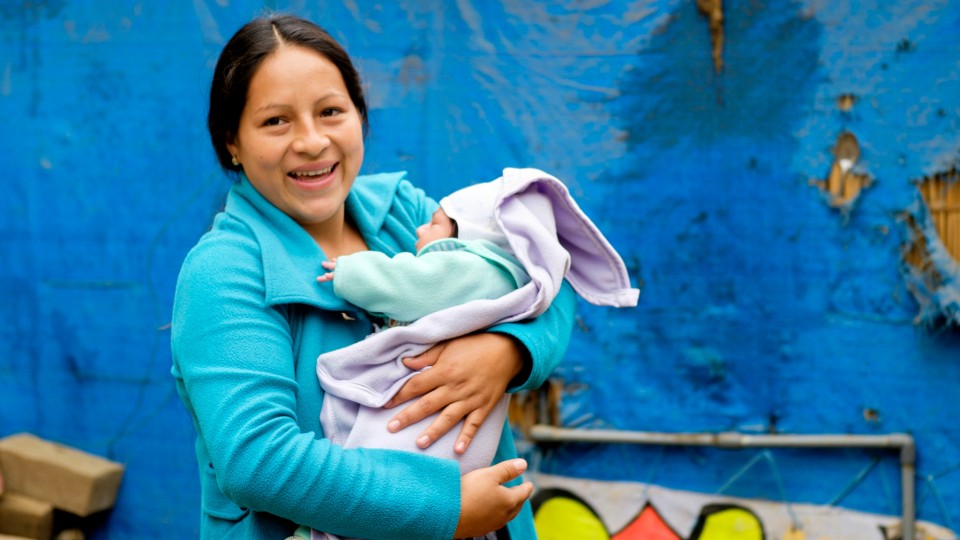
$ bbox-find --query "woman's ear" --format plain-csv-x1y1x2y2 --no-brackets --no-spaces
226,134,238,162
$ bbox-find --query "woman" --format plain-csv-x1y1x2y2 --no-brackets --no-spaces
171,13,576,540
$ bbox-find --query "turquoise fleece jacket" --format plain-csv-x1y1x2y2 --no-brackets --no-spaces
171,172,576,540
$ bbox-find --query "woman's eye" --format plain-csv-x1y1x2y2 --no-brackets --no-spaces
263,117,284,127
320,108,342,118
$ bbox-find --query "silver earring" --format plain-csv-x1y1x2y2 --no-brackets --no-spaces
231,156,240,166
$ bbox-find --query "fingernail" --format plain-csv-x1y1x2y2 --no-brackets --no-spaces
387,420,400,432
513,459,527,473
455,441,466,453
416,435,430,448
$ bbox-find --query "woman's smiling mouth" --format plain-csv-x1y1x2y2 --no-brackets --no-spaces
289,164,336,180
288,164,339,190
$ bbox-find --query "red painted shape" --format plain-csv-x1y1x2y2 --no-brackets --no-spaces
612,503,681,540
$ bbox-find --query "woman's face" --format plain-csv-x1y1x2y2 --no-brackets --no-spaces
227,44,364,236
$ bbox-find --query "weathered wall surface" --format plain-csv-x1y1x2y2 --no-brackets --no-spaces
1,1,958,537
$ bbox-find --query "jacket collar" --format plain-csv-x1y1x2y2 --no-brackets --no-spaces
225,172,407,310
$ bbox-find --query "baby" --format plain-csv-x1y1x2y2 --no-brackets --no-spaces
317,204,530,329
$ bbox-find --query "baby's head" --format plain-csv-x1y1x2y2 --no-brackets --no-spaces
437,179,510,251
421,179,511,253
415,208,457,251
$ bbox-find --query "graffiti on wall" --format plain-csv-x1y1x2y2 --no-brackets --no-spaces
531,474,957,540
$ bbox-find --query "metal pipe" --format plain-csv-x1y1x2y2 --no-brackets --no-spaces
528,425,915,537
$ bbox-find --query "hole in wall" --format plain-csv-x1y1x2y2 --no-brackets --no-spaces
837,93,857,112
915,168,960,261
899,167,960,326
900,213,942,289
810,131,874,209
862,407,881,423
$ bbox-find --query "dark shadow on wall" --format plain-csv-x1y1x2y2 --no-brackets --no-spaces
622,0,822,155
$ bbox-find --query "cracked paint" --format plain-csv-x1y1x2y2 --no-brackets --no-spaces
696,0,724,73
901,168,960,326
810,131,874,210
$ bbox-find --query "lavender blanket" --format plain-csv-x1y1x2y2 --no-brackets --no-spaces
315,167,639,475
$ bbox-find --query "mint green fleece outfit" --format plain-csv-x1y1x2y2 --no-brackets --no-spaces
171,172,575,539
331,237,530,325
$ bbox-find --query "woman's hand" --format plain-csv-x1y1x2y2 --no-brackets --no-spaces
455,459,533,538
384,332,526,453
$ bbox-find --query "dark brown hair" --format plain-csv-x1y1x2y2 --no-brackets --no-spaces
207,14,369,173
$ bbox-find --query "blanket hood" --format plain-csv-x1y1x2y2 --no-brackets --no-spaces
440,167,639,308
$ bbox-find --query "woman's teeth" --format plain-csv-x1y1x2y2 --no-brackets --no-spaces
292,165,334,178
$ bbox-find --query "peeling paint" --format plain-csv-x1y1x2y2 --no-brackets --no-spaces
837,93,856,112
696,0,723,73
862,407,881,423
901,168,960,325
918,168,960,261
810,131,874,210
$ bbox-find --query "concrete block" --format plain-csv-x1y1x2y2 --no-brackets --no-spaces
0,434,123,517
0,491,53,540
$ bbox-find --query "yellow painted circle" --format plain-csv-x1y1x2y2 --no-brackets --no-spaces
698,509,763,540
534,496,610,540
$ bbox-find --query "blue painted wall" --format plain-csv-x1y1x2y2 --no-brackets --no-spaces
1,1,958,537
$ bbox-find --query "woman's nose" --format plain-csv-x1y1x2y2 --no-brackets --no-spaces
291,123,330,156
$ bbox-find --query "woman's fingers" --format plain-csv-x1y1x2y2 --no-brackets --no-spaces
387,381,476,444
415,401,467,448
455,460,532,538
400,346,442,370
384,345,445,408
453,407,487,454
384,334,515,450
386,387,449,437
386,358,448,414
490,457,527,483
414,398,492,450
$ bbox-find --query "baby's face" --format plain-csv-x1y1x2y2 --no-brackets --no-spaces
415,208,457,251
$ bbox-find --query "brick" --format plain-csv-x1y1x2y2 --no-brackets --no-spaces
0,491,53,540
0,434,123,517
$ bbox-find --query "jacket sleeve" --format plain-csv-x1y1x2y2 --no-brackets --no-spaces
171,223,461,540
333,250,521,322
